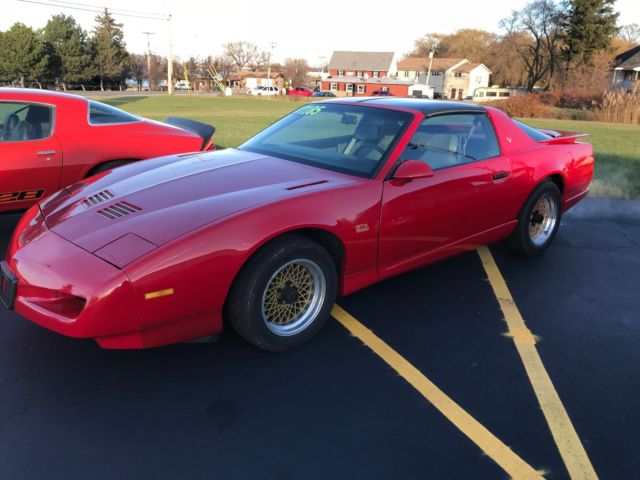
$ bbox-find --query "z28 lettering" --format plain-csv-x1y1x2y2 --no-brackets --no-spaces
0,190,45,203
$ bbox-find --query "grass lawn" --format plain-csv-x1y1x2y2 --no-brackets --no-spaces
100,95,640,199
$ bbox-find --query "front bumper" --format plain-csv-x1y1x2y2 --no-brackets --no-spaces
4,218,223,349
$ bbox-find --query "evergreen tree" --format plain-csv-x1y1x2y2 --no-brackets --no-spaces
0,23,55,87
563,0,619,64
90,9,128,90
43,14,94,89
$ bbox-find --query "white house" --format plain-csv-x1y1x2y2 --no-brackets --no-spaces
397,57,491,99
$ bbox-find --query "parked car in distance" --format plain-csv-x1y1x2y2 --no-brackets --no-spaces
0,88,215,213
1,99,594,353
247,86,280,96
311,91,337,97
433,92,445,99
371,90,394,96
288,87,314,96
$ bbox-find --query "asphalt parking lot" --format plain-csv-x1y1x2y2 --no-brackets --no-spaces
1,198,639,480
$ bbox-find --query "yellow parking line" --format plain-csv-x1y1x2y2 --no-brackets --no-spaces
332,304,543,479
477,246,598,480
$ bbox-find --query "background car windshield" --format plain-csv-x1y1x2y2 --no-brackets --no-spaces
240,104,412,177
89,100,140,125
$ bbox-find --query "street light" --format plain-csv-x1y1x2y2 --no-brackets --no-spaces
426,50,434,88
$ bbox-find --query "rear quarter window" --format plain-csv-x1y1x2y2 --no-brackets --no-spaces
515,120,552,141
88,100,140,125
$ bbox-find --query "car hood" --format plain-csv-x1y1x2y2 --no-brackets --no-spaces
41,149,357,257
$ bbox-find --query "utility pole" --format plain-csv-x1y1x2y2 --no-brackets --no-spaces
426,50,434,98
167,14,173,95
142,31,155,90
266,42,276,89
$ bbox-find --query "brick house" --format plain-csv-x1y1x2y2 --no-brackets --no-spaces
397,57,491,99
321,51,410,96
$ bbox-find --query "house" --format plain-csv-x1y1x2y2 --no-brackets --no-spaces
321,76,412,97
611,45,640,90
397,57,491,99
225,71,284,91
327,51,398,79
321,51,403,95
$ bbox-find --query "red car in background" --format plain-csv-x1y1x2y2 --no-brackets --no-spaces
0,88,215,212
1,99,593,352
288,87,314,96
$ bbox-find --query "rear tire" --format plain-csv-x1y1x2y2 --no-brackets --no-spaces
227,235,337,352
504,181,562,256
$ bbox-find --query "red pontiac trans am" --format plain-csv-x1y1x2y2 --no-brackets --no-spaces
1,99,594,351
0,88,215,212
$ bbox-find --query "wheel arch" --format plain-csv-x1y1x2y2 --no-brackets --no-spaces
85,158,140,178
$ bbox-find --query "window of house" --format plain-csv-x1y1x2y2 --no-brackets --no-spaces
338,70,344,76
346,84,354,92
400,113,500,170
0,102,54,141
357,85,365,94
373,71,379,78
454,72,463,78
476,76,482,83
330,83,338,91
357,70,363,77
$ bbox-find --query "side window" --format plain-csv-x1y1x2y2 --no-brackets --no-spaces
0,102,54,142
88,100,140,125
401,113,500,170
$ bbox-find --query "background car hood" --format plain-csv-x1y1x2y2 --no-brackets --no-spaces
41,149,357,254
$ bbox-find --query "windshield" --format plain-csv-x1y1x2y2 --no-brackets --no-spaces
239,103,412,178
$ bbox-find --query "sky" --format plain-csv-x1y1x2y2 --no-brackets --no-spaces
2,0,639,66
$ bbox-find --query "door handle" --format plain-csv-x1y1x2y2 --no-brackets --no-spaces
37,150,56,155
492,172,510,180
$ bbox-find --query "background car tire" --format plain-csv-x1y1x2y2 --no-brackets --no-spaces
227,235,337,352
504,181,562,256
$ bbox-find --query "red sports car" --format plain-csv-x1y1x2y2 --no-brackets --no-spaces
1,99,594,351
0,88,215,213
288,87,314,96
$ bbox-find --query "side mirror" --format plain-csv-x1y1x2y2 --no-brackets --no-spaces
393,160,434,183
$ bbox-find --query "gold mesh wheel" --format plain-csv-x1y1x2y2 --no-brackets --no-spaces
261,259,326,336
528,192,558,247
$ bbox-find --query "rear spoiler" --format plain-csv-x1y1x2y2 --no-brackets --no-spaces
538,129,589,145
163,116,216,150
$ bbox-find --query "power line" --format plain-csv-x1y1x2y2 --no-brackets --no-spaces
45,0,166,17
17,0,168,20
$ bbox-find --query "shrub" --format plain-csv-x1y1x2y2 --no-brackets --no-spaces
486,94,551,118
593,83,640,125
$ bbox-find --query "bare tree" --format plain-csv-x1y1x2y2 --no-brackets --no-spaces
223,41,263,71
619,23,640,44
500,0,563,91
129,53,146,90
405,33,446,57
283,58,309,87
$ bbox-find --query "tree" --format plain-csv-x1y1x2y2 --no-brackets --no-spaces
405,33,447,57
619,23,640,44
129,53,146,90
563,0,619,64
436,29,497,63
0,22,55,87
283,58,308,87
501,0,564,91
43,14,94,89
489,32,531,86
90,9,128,90
223,41,263,71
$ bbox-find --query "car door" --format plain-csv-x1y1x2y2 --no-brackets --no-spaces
378,112,514,270
0,101,62,211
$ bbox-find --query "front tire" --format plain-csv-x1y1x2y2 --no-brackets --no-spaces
504,181,562,256
227,235,337,351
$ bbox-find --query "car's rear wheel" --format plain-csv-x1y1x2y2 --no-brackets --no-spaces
227,235,337,351
504,181,562,256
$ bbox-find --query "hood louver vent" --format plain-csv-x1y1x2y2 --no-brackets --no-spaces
97,201,142,220
82,190,115,207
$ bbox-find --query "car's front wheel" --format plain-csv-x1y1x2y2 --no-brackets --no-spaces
227,235,337,351
504,181,562,256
